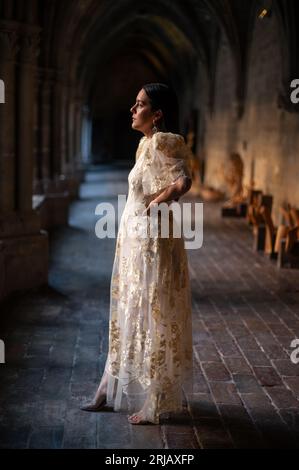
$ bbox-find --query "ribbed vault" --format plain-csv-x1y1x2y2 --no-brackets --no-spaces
1,0,299,158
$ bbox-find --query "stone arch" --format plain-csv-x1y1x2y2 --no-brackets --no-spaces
241,4,293,224
203,28,238,193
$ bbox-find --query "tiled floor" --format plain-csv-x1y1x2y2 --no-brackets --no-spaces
0,166,299,448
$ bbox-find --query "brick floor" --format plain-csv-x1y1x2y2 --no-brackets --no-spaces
0,166,299,449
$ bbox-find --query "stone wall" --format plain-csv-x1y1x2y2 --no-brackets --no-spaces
204,35,237,195
203,12,299,226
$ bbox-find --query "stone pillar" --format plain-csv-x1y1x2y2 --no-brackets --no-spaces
35,73,72,229
65,90,80,198
73,96,86,184
81,105,92,164
66,87,76,175
55,83,82,199
60,81,68,176
16,27,40,211
74,96,83,164
33,67,42,194
51,72,65,179
33,68,54,194
42,70,55,184
0,22,18,213
0,24,49,302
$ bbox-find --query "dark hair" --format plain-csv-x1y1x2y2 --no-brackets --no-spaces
142,83,180,134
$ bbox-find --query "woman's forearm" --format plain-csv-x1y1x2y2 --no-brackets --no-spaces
154,176,192,204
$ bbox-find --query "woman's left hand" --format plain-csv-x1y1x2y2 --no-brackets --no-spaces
142,200,159,216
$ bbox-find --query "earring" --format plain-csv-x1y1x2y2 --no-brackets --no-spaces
152,122,158,134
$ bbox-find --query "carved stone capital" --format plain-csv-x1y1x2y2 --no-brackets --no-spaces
0,22,19,61
18,30,41,64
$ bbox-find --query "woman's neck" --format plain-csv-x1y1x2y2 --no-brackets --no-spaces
143,130,155,139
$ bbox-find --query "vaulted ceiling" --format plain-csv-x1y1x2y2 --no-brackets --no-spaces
1,0,298,147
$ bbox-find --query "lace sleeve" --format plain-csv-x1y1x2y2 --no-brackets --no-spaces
135,136,147,162
141,132,192,197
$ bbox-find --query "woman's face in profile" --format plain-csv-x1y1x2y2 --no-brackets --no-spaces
130,89,157,135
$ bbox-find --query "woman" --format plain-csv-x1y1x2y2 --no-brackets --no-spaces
81,83,194,425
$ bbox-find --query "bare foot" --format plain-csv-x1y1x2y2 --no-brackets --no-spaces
128,412,153,425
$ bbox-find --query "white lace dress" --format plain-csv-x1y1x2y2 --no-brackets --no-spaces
104,131,193,423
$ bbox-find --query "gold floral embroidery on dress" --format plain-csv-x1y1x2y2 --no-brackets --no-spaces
140,132,192,197
155,132,185,157
135,136,147,162
105,131,193,423
109,319,121,374
150,286,162,322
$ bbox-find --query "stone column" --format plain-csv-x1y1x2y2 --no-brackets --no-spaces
0,24,49,302
73,96,86,184
42,70,55,184
64,84,76,175
39,73,72,226
63,90,82,198
16,27,40,211
74,96,83,166
33,67,42,194
51,72,66,180
60,81,69,176
81,105,92,164
33,68,54,194
0,22,18,213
